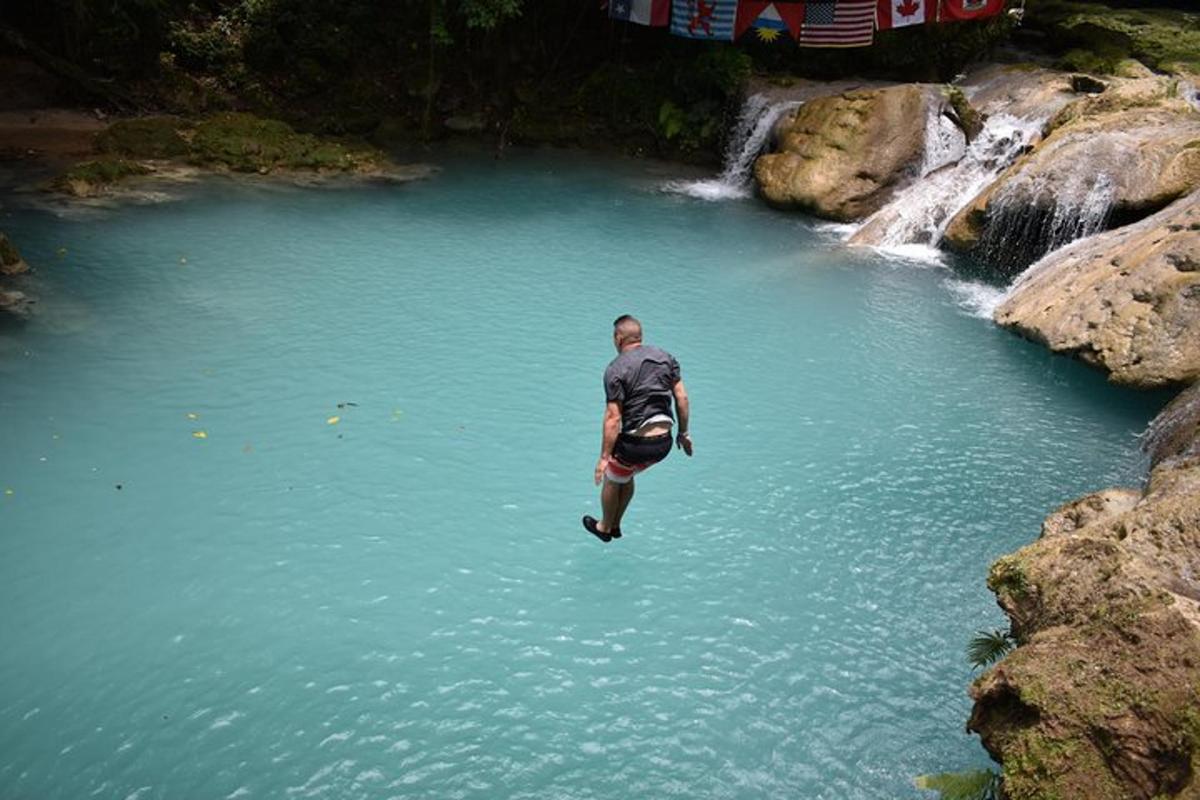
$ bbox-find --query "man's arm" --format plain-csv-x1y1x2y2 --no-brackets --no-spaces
595,401,622,485
673,380,693,456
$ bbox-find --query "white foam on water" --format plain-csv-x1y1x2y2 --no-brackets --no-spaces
870,243,947,266
664,94,802,201
945,279,1008,319
921,110,968,177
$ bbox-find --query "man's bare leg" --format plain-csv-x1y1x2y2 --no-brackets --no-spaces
614,479,635,529
599,478,623,533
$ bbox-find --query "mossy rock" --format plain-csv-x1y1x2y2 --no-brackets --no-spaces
190,112,378,173
52,159,153,197
1028,1,1200,76
0,232,29,276
95,117,192,159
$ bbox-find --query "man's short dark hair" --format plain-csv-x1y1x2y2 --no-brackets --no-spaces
613,315,642,346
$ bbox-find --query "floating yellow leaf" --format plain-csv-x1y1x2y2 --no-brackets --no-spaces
327,416,340,425
192,431,208,439
186,412,199,420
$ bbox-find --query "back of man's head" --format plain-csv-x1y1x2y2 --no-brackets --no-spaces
613,315,642,347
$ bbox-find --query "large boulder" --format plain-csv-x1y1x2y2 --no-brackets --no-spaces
753,84,938,222
969,398,1200,800
944,77,1200,271
994,191,1200,389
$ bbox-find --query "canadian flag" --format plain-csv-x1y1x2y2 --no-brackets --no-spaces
938,0,1006,22
877,0,935,29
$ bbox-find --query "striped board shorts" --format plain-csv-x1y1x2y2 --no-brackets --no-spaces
605,432,673,484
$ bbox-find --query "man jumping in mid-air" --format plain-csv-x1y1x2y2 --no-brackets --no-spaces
583,315,692,543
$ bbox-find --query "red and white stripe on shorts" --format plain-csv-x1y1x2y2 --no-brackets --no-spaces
605,457,646,485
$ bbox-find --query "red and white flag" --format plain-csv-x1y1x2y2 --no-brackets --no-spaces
877,0,935,29
798,1,876,48
609,0,670,26
938,0,1005,22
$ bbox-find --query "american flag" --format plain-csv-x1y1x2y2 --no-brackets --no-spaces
798,1,876,47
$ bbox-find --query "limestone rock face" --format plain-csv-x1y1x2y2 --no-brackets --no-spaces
969,398,1200,800
944,77,1200,269
993,191,1200,388
960,64,1078,120
753,84,934,222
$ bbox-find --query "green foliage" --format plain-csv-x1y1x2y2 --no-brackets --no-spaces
657,100,685,142
967,629,1016,670
988,555,1029,599
459,0,522,30
915,769,1001,800
94,116,190,158
1025,1,1200,75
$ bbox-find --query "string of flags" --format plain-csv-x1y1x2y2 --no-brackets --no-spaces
608,0,1007,47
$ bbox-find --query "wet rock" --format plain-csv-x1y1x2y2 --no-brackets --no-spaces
994,191,1200,389
0,289,32,317
0,232,29,276
1144,381,1200,468
944,77,1200,270
960,63,1078,120
752,84,936,222
1070,73,1108,94
970,402,1200,799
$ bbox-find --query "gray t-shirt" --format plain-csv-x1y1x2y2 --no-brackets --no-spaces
603,345,681,433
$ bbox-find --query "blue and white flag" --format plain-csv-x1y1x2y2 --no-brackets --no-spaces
670,0,737,40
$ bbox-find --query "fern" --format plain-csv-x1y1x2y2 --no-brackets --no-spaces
915,769,1001,800
967,629,1015,670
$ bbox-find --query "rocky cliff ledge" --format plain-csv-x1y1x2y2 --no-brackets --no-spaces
969,383,1200,800
995,191,1200,389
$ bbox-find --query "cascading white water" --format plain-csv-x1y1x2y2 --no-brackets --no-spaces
850,113,1044,253
974,171,1115,272
665,94,802,201
921,110,968,177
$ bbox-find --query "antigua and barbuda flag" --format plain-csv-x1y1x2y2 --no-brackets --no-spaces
938,0,1005,21
609,0,670,26
735,2,806,42
876,0,935,29
670,0,737,40
798,1,876,48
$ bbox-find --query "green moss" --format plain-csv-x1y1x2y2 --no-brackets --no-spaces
989,555,1030,599
1027,1,1200,76
95,117,191,159
55,159,151,188
189,112,378,173
944,85,984,140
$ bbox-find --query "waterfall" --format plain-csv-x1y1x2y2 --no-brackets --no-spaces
850,113,1044,253
973,172,1115,275
665,94,802,201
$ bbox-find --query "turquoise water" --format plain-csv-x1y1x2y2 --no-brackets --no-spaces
0,151,1164,799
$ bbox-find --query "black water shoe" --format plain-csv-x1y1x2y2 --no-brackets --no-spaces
582,515,612,543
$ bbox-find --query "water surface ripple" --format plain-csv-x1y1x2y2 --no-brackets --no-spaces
0,151,1163,799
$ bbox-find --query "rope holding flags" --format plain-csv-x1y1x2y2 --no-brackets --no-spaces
609,0,1007,47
